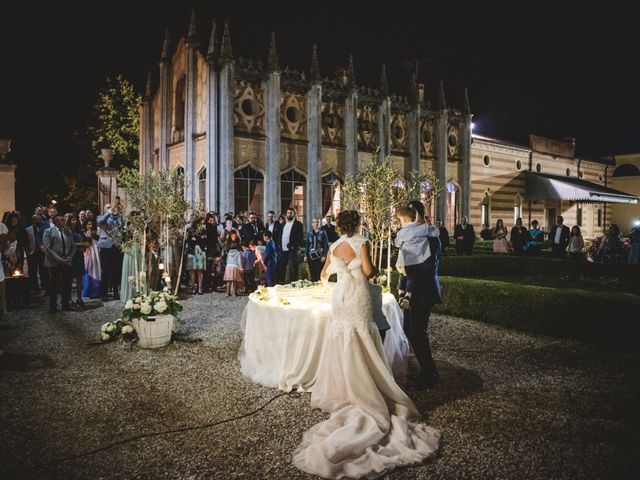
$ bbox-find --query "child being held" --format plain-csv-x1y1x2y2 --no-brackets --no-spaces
395,206,431,309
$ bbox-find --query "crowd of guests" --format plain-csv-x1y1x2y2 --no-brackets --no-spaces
1,202,639,317
0,204,342,315
443,214,640,263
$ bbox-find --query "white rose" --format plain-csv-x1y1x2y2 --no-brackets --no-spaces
125,300,133,310
105,323,116,333
134,297,142,304
132,304,141,310
155,301,168,313
101,322,110,333
101,332,111,341
121,325,134,334
163,286,169,292
140,303,152,315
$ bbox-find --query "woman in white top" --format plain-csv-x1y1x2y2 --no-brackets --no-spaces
293,210,439,479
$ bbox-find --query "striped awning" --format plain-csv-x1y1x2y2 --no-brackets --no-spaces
525,171,638,204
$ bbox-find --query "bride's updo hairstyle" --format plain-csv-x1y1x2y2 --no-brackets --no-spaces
336,210,360,237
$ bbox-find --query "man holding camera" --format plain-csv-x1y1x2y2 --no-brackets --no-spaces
304,218,329,282
97,199,123,301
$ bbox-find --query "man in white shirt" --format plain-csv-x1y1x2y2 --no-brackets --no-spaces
264,210,277,233
395,207,431,309
275,208,304,283
549,215,570,258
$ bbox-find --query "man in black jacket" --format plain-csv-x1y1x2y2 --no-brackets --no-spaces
436,219,449,255
454,216,475,255
404,201,443,390
276,208,304,282
548,215,570,258
240,212,264,243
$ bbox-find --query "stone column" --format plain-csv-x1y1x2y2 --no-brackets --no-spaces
435,82,448,224
184,10,199,207
0,139,16,214
407,106,421,172
344,92,358,176
307,82,322,224
206,20,218,212
264,33,281,217
141,71,154,175
377,97,391,161
158,30,171,170
407,72,421,173
218,20,235,215
459,87,473,220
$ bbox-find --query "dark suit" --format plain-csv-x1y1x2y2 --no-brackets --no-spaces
43,226,76,310
276,220,304,283
403,235,442,383
240,221,264,243
454,223,475,255
438,227,450,254
549,224,570,258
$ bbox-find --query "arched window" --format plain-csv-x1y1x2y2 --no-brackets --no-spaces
481,191,491,228
174,76,186,137
513,194,522,225
198,168,207,208
174,166,185,197
234,165,264,217
613,163,640,177
446,181,459,231
322,172,342,217
281,169,306,223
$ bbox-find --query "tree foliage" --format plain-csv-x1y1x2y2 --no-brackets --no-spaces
341,147,442,272
92,74,141,169
117,168,191,294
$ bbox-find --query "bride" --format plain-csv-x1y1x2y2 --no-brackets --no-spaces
293,210,439,479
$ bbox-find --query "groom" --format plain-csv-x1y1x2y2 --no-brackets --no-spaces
403,201,443,390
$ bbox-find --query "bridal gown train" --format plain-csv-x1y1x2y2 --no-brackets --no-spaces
293,234,440,479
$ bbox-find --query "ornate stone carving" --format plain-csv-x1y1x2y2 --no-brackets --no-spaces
321,101,344,145
421,120,435,157
234,81,265,134
281,93,307,139
357,105,378,149
390,113,408,152
448,125,460,158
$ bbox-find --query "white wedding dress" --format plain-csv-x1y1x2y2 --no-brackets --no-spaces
293,234,440,479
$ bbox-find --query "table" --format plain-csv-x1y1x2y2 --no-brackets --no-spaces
4,275,31,311
238,286,409,392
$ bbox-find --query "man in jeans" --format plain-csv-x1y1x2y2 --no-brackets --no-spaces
97,203,123,301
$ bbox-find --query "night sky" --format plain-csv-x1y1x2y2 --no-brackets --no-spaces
1,2,638,212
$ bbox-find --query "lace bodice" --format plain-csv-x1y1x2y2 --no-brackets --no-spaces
325,234,374,338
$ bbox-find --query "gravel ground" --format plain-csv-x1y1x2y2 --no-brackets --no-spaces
1,292,638,480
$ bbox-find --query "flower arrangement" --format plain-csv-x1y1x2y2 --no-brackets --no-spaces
289,279,318,288
255,286,271,302
99,287,182,343
123,287,183,322
100,319,137,343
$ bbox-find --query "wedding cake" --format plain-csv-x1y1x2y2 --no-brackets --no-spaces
273,280,324,299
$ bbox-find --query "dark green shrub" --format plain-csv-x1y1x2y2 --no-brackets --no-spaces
433,276,640,351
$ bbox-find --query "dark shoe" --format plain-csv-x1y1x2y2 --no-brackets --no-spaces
113,293,120,301
48,306,58,314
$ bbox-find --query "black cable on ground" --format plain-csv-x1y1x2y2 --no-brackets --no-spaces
6,390,301,475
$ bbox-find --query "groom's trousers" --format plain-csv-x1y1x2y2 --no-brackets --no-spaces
403,297,438,381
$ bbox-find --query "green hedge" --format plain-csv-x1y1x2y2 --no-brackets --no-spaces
440,254,640,284
433,276,640,351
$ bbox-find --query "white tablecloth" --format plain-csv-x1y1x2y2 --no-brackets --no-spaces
238,288,409,392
